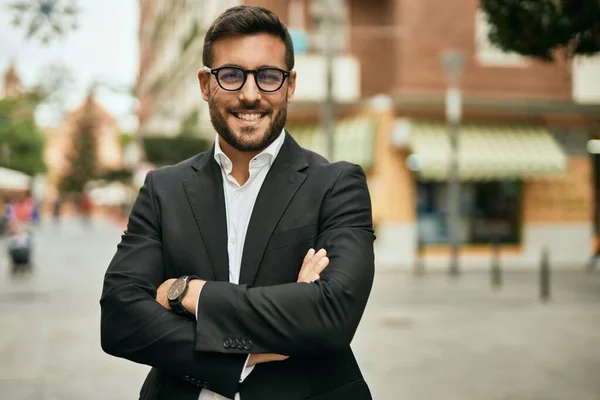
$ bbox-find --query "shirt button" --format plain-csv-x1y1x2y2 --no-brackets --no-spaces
234,192,241,198
230,238,237,245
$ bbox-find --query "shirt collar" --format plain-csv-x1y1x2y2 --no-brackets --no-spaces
213,128,286,172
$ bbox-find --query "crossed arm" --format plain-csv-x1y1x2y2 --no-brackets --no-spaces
155,247,331,366
100,164,374,398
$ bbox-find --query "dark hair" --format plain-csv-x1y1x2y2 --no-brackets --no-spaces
202,6,295,71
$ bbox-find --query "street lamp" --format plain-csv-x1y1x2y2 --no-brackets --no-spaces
311,0,345,161
441,50,465,278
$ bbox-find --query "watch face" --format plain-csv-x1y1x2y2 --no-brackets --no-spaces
167,278,186,301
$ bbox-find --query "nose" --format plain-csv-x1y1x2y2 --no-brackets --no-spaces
239,72,261,103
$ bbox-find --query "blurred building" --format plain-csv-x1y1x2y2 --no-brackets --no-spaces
136,0,237,139
44,95,124,201
2,62,23,98
135,0,600,268
344,0,600,268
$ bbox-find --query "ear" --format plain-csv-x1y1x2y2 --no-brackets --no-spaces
198,68,210,102
286,70,296,103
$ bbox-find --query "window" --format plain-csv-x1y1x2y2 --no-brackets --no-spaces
417,181,522,245
475,9,528,67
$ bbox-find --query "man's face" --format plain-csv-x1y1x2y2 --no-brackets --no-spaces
199,33,296,153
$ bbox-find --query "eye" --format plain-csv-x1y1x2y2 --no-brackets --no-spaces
218,68,243,82
258,69,283,83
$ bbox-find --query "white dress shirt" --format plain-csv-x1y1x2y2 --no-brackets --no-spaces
198,130,286,400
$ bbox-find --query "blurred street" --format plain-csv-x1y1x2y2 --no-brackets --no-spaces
0,217,599,400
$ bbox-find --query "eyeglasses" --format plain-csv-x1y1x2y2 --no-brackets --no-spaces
203,66,290,92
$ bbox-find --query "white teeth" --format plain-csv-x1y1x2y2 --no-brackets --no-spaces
236,113,263,121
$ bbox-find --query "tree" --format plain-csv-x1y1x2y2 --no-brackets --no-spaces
7,0,80,44
59,98,98,194
0,96,46,175
481,0,600,62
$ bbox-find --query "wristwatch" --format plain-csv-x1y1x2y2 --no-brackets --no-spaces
167,276,197,318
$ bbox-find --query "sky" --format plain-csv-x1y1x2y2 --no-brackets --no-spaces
0,0,139,132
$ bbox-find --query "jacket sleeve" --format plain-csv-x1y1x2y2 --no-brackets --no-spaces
99,171,246,400
194,164,375,356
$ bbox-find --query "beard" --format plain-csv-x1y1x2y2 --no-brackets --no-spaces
208,97,287,153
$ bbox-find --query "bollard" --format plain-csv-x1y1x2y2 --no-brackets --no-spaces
491,240,502,289
414,238,425,276
540,247,551,302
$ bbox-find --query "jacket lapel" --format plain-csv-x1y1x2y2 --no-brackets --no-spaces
182,147,230,282
239,134,309,286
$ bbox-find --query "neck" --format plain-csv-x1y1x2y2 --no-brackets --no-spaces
218,137,260,185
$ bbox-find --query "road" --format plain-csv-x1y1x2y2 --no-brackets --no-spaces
1,217,599,399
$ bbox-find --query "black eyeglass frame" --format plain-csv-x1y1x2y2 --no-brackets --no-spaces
203,66,291,93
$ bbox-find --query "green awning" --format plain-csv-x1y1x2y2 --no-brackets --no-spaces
288,118,376,170
408,121,568,181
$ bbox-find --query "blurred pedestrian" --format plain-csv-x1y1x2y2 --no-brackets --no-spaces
0,194,10,236
78,192,92,224
100,6,375,400
7,191,38,232
5,191,37,274
53,195,63,224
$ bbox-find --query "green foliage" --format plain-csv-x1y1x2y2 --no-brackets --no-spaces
119,132,134,149
98,167,133,183
481,0,600,62
59,101,99,194
179,110,200,137
142,135,211,166
0,96,46,175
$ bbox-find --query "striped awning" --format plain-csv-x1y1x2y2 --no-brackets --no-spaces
288,118,376,170
408,121,568,181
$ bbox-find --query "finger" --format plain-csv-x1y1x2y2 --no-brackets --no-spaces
298,249,328,283
299,254,328,283
298,249,318,282
298,249,315,277
314,257,329,275
302,248,315,265
314,248,327,259
307,249,327,272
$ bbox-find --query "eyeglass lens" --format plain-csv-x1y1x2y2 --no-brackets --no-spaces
217,68,285,91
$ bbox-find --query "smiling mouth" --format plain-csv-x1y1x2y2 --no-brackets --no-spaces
233,112,266,122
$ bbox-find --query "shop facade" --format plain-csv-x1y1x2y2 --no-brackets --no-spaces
369,102,597,269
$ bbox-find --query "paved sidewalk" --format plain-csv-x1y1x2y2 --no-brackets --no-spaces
0,218,599,399
353,269,600,400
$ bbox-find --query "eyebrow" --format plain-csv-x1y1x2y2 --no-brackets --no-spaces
215,63,284,70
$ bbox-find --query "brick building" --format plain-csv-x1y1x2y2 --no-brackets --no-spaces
342,0,600,268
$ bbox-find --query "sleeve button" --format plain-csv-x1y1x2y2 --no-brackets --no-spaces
223,338,232,349
243,340,252,351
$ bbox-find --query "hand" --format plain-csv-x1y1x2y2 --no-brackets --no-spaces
182,279,205,315
155,278,206,316
156,278,176,309
247,353,289,367
297,248,329,283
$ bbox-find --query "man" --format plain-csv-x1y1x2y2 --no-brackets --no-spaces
100,6,375,400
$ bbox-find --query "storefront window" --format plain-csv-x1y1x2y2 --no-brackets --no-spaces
417,181,522,245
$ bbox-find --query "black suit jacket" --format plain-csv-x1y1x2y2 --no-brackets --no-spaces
100,134,375,400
